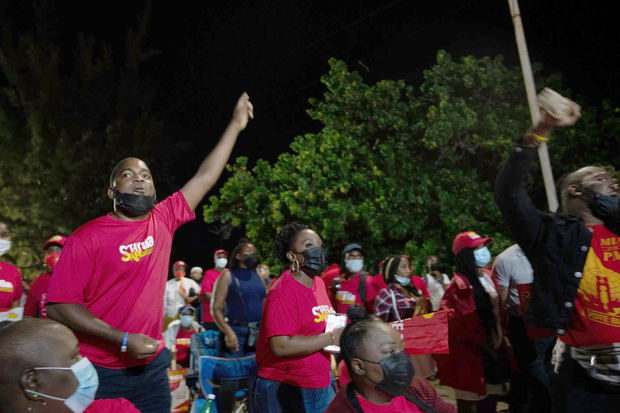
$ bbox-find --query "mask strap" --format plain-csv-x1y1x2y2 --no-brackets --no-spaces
25,389,67,402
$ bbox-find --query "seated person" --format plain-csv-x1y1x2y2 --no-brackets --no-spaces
325,306,455,413
164,305,204,368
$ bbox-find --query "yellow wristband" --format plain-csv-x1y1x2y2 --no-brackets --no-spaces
531,133,549,143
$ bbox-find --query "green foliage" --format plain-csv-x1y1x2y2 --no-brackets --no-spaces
0,8,163,280
205,52,619,274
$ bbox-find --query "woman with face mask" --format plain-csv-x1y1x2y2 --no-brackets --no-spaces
0,318,139,413
325,305,455,413
434,231,509,413
211,238,266,413
254,222,343,413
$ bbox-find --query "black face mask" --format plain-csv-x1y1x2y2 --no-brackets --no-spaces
580,187,620,234
243,253,259,270
361,350,415,397
430,263,441,272
114,190,155,217
297,245,326,276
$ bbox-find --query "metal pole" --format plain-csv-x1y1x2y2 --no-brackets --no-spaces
508,0,559,211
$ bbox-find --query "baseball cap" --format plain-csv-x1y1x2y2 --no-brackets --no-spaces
42,235,67,251
342,243,363,255
173,260,187,268
178,304,195,317
214,249,229,257
452,231,493,255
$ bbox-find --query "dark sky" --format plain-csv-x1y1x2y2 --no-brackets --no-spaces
2,0,619,270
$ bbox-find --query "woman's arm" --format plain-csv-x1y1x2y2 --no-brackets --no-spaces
210,271,238,351
269,327,343,358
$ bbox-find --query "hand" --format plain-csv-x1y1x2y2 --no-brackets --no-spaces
536,99,581,131
179,285,187,299
331,326,345,345
126,334,160,359
231,92,254,131
224,330,239,352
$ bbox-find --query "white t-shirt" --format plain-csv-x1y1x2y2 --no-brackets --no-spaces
164,277,201,319
424,273,450,311
492,244,534,317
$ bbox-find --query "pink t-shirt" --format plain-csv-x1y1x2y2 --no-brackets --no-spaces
256,270,334,388
357,395,422,412
86,398,141,412
24,272,52,318
200,268,222,323
334,271,379,314
0,260,22,311
47,191,195,368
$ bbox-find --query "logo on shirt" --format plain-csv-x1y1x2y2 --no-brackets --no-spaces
312,305,332,323
119,236,154,262
0,280,14,293
579,252,620,327
600,237,620,261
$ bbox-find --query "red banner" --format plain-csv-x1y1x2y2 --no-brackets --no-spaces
389,309,452,355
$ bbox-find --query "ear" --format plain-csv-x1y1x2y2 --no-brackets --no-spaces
286,251,296,263
351,358,366,376
20,369,39,401
107,186,115,200
567,183,582,198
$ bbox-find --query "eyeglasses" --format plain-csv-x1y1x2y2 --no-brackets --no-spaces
578,175,618,185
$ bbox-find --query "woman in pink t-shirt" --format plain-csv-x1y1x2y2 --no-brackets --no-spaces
254,223,344,413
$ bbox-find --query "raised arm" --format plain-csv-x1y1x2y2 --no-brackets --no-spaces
181,93,254,210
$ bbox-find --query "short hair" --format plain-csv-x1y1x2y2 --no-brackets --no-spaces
273,222,309,265
340,305,383,372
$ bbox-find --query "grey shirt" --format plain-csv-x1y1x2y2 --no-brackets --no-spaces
493,244,534,317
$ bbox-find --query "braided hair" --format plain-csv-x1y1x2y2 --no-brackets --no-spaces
381,255,422,297
273,222,309,265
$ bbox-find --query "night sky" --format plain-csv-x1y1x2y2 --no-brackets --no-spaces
2,0,619,272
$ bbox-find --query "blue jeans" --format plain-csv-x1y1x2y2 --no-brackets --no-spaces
253,377,335,413
94,348,171,413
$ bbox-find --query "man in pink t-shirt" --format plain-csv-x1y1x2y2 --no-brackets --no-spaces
45,93,254,413
199,248,228,327
332,243,379,314
0,221,22,313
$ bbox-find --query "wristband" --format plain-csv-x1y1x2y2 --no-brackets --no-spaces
121,332,129,353
531,132,549,143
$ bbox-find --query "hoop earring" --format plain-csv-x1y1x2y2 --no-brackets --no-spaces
291,258,300,274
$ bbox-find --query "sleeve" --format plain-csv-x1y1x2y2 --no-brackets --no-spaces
261,292,299,338
374,288,393,322
23,277,40,316
153,191,196,232
413,276,430,298
492,255,511,287
46,235,93,305
200,272,213,294
409,378,456,413
364,275,380,312
13,268,23,303
495,146,545,255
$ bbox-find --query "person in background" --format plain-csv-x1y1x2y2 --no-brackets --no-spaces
254,222,342,413
188,266,204,320
45,93,253,413
164,260,201,330
257,263,275,290
321,263,342,307
325,305,456,413
199,249,228,329
435,231,509,413
332,243,379,314
211,239,266,413
423,255,450,312
374,255,435,379
0,220,22,313
189,266,203,283
163,305,204,368
24,235,67,318
0,317,140,413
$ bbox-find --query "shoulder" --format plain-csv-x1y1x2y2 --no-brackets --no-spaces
0,260,20,276
450,273,470,290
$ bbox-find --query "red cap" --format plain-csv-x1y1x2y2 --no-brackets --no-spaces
452,231,493,255
42,235,67,251
214,249,228,257
173,260,187,268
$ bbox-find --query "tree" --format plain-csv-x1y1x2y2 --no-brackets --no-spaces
0,4,164,280
204,51,619,273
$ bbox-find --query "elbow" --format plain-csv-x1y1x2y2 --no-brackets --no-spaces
270,342,287,358
45,303,63,322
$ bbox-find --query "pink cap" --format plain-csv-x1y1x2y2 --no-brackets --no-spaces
452,231,493,255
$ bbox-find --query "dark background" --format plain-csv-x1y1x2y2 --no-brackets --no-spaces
2,0,618,272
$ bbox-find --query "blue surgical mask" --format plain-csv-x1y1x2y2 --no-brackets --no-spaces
26,357,99,413
474,246,492,267
215,258,228,268
345,259,363,273
180,315,194,328
394,275,411,287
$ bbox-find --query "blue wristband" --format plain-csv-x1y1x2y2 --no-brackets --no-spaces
121,332,129,353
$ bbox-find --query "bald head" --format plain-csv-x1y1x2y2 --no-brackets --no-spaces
560,166,612,212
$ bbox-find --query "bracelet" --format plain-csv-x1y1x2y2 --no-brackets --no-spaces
120,332,129,353
531,132,549,143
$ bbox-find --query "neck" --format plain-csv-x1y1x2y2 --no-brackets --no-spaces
344,270,356,280
181,325,192,332
292,269,314,288
353,377,394,405
111,208,150,221
580,210,605,226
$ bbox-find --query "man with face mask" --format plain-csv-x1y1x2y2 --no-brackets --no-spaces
164,261,200,329
163,305,204,368
332,243,380,314
24,235,67,318
45,93,254,413
0,221,23,314
199,249,228,329
495,92,620,411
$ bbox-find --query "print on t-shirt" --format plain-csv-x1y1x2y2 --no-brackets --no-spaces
0,280,14,293
119,236,154,262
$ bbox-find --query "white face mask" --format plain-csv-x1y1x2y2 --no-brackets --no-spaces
0,239,11,257
180,315,194,328
345,259,363,273
26,357,99,413
215,258,228,268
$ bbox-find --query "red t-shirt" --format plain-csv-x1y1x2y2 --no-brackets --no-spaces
334,271,379,314
357,395,422,412
200,268,222,323
175,327,194,368
257,270,334,388
24,272,52,318
86,398,141,412
0,260,22,311
321,264,341,307
47,191,195,368
562,225,620,346
372,273,388,291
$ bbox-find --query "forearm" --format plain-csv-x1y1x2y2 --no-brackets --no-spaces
269,333,333,357
46,302,124,344
212,306,234,336
198,292,212,303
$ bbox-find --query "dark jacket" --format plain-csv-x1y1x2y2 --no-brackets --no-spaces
495,145,592,334
324,378,456,413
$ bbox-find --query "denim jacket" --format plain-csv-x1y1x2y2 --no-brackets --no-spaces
495,145,592,334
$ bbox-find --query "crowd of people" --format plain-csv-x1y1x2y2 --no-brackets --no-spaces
0,90,618,413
